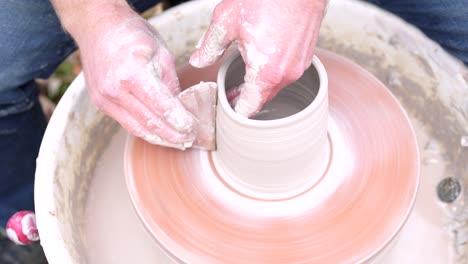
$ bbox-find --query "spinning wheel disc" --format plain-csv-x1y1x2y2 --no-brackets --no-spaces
125,50,419,263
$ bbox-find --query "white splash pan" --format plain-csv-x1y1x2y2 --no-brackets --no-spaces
35,0,468,263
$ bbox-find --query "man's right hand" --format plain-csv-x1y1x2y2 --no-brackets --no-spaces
190,0,327,118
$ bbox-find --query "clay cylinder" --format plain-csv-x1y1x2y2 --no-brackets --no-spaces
214,51,329,200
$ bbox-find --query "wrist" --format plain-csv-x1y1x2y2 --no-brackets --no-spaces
53,1,138,44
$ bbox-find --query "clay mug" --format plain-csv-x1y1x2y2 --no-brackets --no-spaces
213,51,329,200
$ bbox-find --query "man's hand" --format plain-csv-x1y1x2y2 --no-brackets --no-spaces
52,1,196,145
190,0,327,117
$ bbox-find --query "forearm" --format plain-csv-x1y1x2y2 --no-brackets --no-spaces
50,0,137,42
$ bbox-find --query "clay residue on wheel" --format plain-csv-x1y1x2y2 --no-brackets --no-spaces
53,95,120,263
318,7,468,180
319,2,467,257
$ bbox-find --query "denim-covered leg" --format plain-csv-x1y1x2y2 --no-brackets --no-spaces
0,85,47,230
0,0,161,228
367,0,468,65
0,1,77,229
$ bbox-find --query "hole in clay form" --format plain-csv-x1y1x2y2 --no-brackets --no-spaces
224,55,321,120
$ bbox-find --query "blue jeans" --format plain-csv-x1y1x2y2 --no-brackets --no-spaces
0,0,467,227
0,0,161,227
367,0,468,64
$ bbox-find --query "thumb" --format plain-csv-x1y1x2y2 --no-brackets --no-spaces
234,81,269,118
190,23,231,68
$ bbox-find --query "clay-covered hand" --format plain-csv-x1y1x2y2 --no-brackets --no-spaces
190,0,327,117
72,8,196,146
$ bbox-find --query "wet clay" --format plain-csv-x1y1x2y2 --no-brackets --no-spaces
124,49,419,263
212,51,329,199
178,82,217,150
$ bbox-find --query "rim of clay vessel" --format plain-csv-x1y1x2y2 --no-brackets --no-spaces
213,51,329,200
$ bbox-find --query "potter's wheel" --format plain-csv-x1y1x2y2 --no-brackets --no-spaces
124,49,419,263
33,0,467,262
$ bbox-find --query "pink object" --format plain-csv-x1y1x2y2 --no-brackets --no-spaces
6,211,40,245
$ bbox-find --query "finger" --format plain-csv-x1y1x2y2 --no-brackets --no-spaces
153,48,181,96
234,80,269,118
233,44,271,117
302,33,319,75
130,74,197,135
103,99,195,146
189,22,232,68
226,85,242,108
116,92,196,143
161,63,181,96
